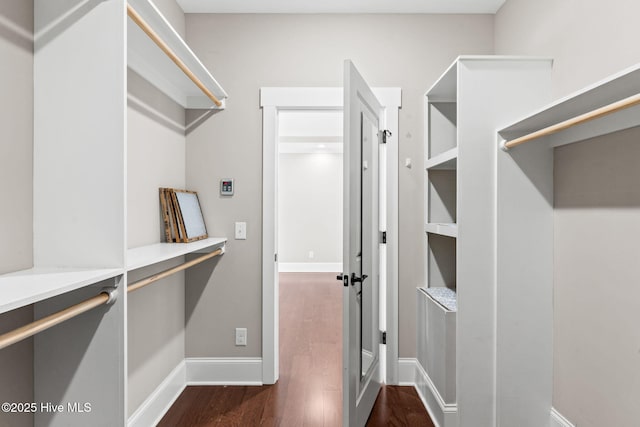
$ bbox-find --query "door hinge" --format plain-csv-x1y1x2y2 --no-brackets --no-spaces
379,129,391,144
275,253,278,262
380,231,387,244
381,331,387,345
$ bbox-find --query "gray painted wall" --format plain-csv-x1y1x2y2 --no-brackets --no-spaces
184,13,494,357
278,153,342,265
496,1,640,424
554,129,640,427
127,69,186,249
495,0,640,99
0,2,33,427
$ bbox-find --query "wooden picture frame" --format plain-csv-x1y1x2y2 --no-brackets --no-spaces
159,188,208,243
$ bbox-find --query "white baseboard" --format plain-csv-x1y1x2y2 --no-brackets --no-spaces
127,360,186,427
403,359,573,427
279,262,342,273
551,407,575,427
186,357,263,385
399,358,457,427
127,358,263,427
398,357,418,385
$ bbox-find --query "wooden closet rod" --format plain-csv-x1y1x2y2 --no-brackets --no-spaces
127,4,223,108
128,247,224,294
0,288,118,351
503,93,640,150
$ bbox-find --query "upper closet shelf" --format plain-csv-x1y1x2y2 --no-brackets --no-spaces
127,237,227,271
500,62,640,149
127,0,228,109
426,56,551,101
0,268,123,315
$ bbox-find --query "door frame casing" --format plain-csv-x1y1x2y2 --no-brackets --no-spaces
260,87,401,385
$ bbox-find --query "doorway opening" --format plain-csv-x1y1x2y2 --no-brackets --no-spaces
260,87,401,389
277,110,344,421
278,110,343,274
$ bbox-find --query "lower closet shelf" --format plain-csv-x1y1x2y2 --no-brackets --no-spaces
0,267,123,314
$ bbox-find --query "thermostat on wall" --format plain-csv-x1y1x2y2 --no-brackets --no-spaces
220,178,234,196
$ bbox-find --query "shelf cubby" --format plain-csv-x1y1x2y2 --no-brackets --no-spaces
427,102,457,158
427,169,457,224
426,233,457,291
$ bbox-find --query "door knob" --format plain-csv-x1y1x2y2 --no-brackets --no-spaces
336,274,349,287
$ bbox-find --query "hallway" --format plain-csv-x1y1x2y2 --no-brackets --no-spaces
158,273,433,426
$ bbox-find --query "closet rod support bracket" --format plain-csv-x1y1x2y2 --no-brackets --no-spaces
101,287,118,305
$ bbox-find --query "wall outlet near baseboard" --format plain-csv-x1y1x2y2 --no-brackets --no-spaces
235,222,247,240
235,328,247,346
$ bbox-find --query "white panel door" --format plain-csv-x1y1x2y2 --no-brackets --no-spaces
342,60,383,426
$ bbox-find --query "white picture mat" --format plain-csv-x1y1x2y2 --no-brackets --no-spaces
175,192,207,239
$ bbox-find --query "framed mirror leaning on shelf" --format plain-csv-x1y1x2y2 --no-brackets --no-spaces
160,188,208,242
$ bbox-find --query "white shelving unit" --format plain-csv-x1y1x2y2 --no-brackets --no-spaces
495,63,640,427
0,2,230,426
30,1,129,422
12,0,229,315
420,56,553,427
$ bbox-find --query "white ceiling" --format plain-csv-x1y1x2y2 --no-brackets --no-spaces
177,0,507,14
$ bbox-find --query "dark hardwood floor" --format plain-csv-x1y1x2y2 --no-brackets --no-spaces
158,272,434,426
367,386,435,427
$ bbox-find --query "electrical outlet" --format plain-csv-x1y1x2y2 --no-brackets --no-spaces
235,328,247,346
235,222,247,240
308,251,314,259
